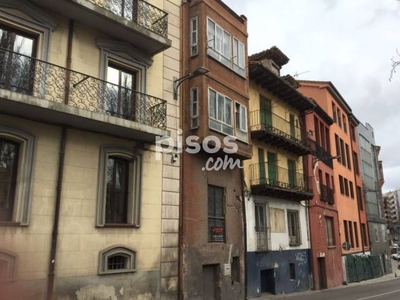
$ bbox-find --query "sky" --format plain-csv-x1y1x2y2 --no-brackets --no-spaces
224,0,400,193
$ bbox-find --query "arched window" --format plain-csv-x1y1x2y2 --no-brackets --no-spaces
0,126,35,226
0,249,17,281
98,246,136,275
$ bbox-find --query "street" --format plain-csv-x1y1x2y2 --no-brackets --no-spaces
261,279,400,300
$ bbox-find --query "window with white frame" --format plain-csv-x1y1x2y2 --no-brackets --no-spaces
0,126,35,226
190,87,199,129
209,88,233,135
96,146,142,227
287,210,301,246
207,18,231,68
98,246,136,275
190,16,198,56
235,102,247,141
233,38,245,77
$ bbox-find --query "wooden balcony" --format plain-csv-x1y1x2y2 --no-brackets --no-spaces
250,162,313,201
250,110,311,156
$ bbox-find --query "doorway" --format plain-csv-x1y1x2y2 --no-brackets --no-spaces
203,264,219,300
317,257,327,290
260,269,275,294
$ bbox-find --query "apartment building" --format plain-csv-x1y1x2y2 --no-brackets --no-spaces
0,0,180,299
298,81,370,279
303,100,343,289
244,48,315,297
358,122,391,274
179,1,250,299
384,190,400,244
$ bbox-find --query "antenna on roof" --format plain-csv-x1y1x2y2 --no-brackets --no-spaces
294,70,310,78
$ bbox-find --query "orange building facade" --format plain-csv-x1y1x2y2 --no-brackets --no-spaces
299,81,370,260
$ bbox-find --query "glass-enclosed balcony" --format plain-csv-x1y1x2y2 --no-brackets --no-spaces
250,162,313,200
0,48,167,141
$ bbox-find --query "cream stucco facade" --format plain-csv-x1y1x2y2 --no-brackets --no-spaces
0,0,180,299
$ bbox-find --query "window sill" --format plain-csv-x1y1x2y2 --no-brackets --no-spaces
100,224,139,228
0,222,24,227
99,269,136,275
327,246,337,249
289,243,301,247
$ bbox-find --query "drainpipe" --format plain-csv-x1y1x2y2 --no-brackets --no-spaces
46,126,67,300
64,20,74,104
240,168,248,299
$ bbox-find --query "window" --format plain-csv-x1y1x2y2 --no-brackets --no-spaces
375,228,379,242
345,144,351,170
337,108,342,128
356,186,364,211
208,185,225,243
332,103,337,122
326,217,335,246
350,125,356,141
361,223,368,247
190,87,199,129
0,250,17,281
353,151,359,175
343,114,347,133
233,38,245,76
339,175,344,195
235,102,247,141
340,139,346,167
207,18,231,68
344,178,349,196
354,222,359,248
255,204,268,251
231,257,240,284
106,63,139,120
0,24,37,94
98,246,136,275
0,126,35,226
96,146,142,227
190,17,198,56
289,263,296,280
344,221,350,245
349,221,354,248
335,134,341,164
348,181,354,198
287,210,301,246
209,88,233,135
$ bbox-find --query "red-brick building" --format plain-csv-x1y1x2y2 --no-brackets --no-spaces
304,100,344,289
179,1,251,299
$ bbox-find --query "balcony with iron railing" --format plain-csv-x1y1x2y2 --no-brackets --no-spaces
0,48,168,142
30,0,170,54
250,110,311,156
308,139,333,168
250,162,313,200
320,183,334,204
255,227,268,251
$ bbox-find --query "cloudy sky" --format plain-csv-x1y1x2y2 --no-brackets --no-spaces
224,0,400,192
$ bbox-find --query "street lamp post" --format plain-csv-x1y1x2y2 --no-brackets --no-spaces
173,67,209,100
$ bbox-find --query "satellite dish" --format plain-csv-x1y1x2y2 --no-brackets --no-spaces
342,242,351,251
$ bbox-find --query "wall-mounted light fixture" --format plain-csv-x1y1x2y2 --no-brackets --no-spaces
173,67,210,100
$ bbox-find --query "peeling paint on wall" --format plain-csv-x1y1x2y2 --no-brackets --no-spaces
75,285,117,300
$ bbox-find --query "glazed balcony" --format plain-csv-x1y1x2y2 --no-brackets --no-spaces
320,184,334,204
0,48,168,142
250,162,313,201
250,110,311,156
30,0,171,55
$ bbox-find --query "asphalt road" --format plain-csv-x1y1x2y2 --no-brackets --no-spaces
277,279,400,300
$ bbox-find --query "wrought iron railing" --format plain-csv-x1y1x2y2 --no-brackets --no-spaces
255,227,268,251
93,0,168,37
250,162,312,194
0,48,167,129
320,184,334,204
308,139,333,168
250,110,309,148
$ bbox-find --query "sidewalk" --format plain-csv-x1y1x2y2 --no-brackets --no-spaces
250,262,400,300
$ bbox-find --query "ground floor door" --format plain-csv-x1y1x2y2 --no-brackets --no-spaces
317,257,327,289
203,264,219,300
260,268,275,294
